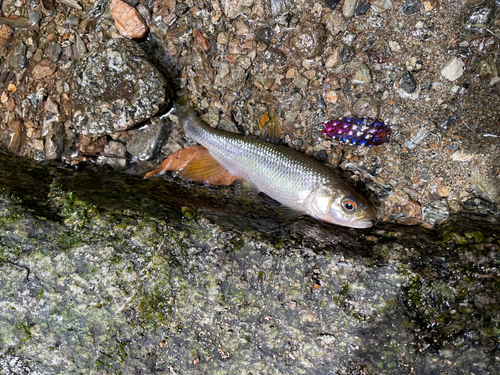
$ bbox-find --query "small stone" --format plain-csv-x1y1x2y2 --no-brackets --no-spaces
7,83,16,93
325,48,342,69
223,0,252,19
45,41,62,62
353,64,372,83
110,0,148,39
227,63,247,92
355,1,371,15
290,22,327,59
1,92,8,104
399,71,417,93
217,32,229,44
0,24,13,44
261,47,286,68
340,45,355,62
255,27,273,45
465,6,493,35
475,55,497,77
293,73,309,89
388,40,401,52
286,68,295,79
42,119,64,160
367,14,384,28
423,1,432,11
44,97,59,113
399,0,420,15
371,0,392,13
352,95,379,117
324,91,338,104
405,56,424,71
98,141,127,169
235,19,251,36
32,59,57,80
421,198,449,226
7,41,27,69
4,97,15,111
322,10,347,36
470,36,497,54
342,0,360,18
126,117,169,161
441,56,464,81
325,0,341,10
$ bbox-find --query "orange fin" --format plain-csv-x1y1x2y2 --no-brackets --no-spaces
144,145,241,186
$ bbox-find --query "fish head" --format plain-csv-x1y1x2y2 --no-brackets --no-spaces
305,185,377,228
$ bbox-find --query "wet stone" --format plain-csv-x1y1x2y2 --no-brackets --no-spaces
293,72,309,89
405,56,425,72
7,41,27,69
340,44,355,62
290,22,327,59
126,117,169,161
475,55,497,77
441,56,464,81
261,47,286,68
110,0,148,39
322,10,347,37
42,119,64,160
325,47,342,69
342,0,360,18
353,64,372,83
399,0,420,15
97,140,127,169
227,63,247,92
0,24,13,44
465,6,493,35
270,0,288,17
45,41,62,62
255,27,273,45
71,38,170,135
371,0,393,13
421,198,449,226
399,71,417,93
355,1,371,15
353,94,379,117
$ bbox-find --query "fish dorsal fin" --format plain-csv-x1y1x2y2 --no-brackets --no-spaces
259,112,281,145
144,145,242,186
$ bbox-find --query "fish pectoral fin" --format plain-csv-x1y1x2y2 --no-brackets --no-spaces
144,145,206,179
259,112,281,145
276,206,305,221
178,149,242,186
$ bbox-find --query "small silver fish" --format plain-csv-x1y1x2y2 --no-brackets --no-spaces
174,97,377,228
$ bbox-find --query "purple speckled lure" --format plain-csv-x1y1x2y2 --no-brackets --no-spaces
321,117,392,146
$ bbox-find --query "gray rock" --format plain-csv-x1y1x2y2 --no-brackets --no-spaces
421,198,449,226
441,56,464,81
126,117,170,161
44,41,61,62
293,72,309,89
353,94,379,117
71,38,170,136
399,71,417,93
227,63,247,92
255,27,273,45
371,0,392,13
261,47,287,68
465,6,493,35
340,44,355,62
7,41,27,69
290,22,327,59
355,0,371,15
342,0,359,18
405,56,425,71
325,0,341,9
97,140,127,169
322,10,347,36
399,0,420,15
353,64,372,83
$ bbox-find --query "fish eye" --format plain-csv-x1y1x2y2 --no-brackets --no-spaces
342,197,358,212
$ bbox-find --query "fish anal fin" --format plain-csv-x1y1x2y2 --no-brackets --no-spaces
277,206,305,221
144,145,206,179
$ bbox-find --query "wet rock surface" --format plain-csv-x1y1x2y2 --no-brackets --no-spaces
0,150,499,374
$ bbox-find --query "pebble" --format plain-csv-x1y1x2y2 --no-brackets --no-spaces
322,10,347,36
465,6,493,35
32,59,57,80
110,0,148,39
126,118,169,161
340,45,355,62
371,0,393,13
293,72,309,89
45,42,62,62
3,97,15,111
7,41,27,69
388,40,401,52
325,47,342,69
255,27,273,45
0,24,13,44
398,71,417,93
44,96,59,113
261,47,286,68
270,0,288,17
440,56,464,81
399,0,420,15
470,36,497,54
324,91,338,104
290,22,327,59
353,64,372,83
352,94,379,117
217,32,229,44
98,141,127,169
475,55,497,77
342,0,359,18
325,0,341,10
42,119,64,160
71,38,169,135
227,63,247,92
355,1,371,15
223,0,251,19
421,198,449,226
405,56,424,72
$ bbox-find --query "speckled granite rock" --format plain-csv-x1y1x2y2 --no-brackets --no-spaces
71,37,170,135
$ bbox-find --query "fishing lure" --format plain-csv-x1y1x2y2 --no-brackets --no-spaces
321,117,392,146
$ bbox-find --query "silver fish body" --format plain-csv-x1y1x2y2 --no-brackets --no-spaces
175,98,377,228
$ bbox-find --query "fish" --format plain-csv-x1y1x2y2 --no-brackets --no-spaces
149,97,377,228
321,117,391,146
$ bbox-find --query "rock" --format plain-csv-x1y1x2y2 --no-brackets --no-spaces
367,14,384,28
44,96,59,113
42,119,64,160
398,71,417,93
421,198,449,226
470,36,497,54
3,97,15,111
353,64,372,83
7,41,26,69
255,27,273,45
325,0,341,9
126,117,169,161
322,10,347,36
292,72,309,89
261,47,286,68
465,6,493,35
340,44,355,62
325,47,342,69
355,1,371,15
405,56,424,72
399,0,420,14
110,0,148,39
71,38,170,135
290,22,327,59
352,94,380,117
227,63,247,92
324,90,338,104
0,24,13,44
371,0,392,13
270,0,288,17
342,0,359,18
98,141,127,169
441,56,464,81
45,41,61,62
475,55,497,77
223,0,253,19
32,59,57,79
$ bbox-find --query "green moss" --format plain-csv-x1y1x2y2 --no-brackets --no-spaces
36,288,44,299
15,323,32,343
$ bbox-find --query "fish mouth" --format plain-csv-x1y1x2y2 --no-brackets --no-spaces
350,219,375,229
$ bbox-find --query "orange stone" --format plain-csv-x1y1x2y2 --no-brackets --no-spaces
110,0,148,39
